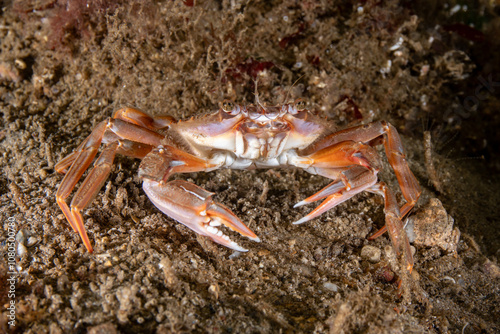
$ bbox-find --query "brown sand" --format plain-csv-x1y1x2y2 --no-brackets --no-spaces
1,1,499,333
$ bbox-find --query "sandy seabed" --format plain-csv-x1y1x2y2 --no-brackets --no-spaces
1,1,499,333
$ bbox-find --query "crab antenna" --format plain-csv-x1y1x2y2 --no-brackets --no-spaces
253,77,266,111
283,74,305,104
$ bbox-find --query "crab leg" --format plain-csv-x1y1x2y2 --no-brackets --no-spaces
56,121,108,236
367,182,413,272
113,107,175,130
55,109,172,174
301,121,420,240
293,179,345,207
68,142,119,252
293,166,377,225
366,198,415,240
295,121,418,273
139,146,259,251
56,116,166,252
300,121,421,215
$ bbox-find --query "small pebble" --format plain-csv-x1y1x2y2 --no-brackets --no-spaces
37,168,48,179
361,245,381,263
15,59,26,69
208,284,220,299
384,245,395,259
483,260,500,279
323,282,339,292
410,198,460,253
411,269,420,281
229,251,242,259
376,265,395,282
16,229,29,245
17,243,28,257
27,236,38,247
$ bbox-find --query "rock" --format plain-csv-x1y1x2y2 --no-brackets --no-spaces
27,236,39,247
17,243,28,257
482,260,500,279
15,228,29,245
406,198,460,254
323,282,339,292
361,245,381,263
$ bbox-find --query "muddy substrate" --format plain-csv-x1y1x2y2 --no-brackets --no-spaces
1,1,499,333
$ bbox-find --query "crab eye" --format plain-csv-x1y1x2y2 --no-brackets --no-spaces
221,100,239,115
294,99,307,111
222,100,234,111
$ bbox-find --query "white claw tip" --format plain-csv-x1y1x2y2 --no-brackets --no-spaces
292,217,309,225
293,200,307,208
249,236,261,242
230,242,248,252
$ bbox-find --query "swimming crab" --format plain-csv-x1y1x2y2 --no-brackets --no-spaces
55,99,421,272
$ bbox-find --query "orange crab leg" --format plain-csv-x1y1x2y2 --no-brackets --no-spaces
113,107,175,130
293,178,345,207
294,120,419,277
382,122,420,219
293,166,377,225
367,226,388,240
55,108,169,174
301,121,421,213
138,145,219,182
56,114,168,252
367,201,415,240
56,121,108,235
367,182,413,272
301,121,420,238
69,142,119,252
292,141,381,223
298,141,378,169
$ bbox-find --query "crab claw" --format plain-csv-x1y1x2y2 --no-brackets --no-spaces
142,179,260,251
292,166,378,225
293,179,345,208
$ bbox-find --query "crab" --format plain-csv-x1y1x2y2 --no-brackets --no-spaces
55,99,421,272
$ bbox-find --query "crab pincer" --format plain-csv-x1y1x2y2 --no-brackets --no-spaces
142,179,260,252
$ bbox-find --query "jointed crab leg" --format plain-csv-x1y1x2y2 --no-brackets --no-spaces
366,198,415,240
367,182,413,272
300,121,421,214
293,120,418,272
293,178,345,207
68,142,119,252
293,165,377,224
55,118,166,174
113,107,175,130
55,110,171,252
